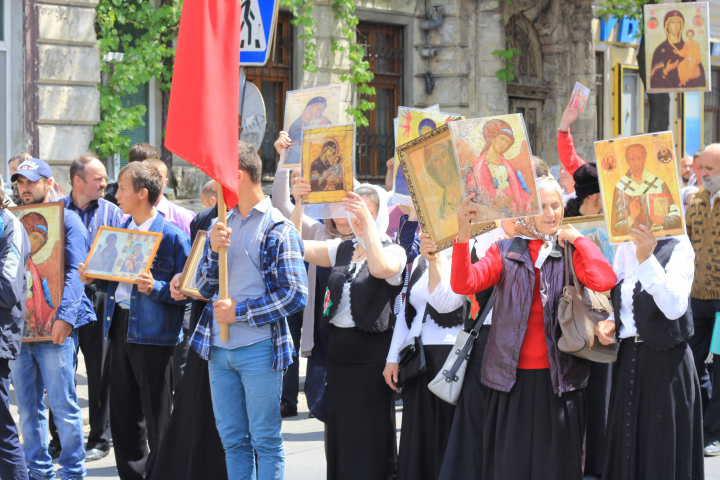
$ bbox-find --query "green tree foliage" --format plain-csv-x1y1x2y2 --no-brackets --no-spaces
92,0,181,160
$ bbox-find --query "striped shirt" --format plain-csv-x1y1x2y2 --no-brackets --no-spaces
61,194,124,250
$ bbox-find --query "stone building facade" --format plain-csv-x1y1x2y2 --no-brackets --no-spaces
22,0,101,192
12,0,720,197
245,0,599,185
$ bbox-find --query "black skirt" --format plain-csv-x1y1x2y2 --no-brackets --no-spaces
438,325,490,480
149,300,228,480
602,340,704,480
397,344,455,480
483,368,586,480
584,360,611,476
326,326,396,480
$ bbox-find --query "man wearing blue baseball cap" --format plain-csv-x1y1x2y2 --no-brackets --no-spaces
9,158,96,479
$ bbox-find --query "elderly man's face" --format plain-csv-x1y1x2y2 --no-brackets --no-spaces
681,156,694,181
626,146,647,178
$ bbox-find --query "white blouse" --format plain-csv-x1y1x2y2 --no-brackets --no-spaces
612,236,695,339
327,238,408,329
386,254,465,364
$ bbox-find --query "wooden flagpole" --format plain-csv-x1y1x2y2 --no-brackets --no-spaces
217,187,229,342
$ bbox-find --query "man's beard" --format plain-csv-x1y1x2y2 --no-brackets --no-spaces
21,188,47,205
702,173,720,194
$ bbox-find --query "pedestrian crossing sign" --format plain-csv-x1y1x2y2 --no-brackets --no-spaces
240,0,279,66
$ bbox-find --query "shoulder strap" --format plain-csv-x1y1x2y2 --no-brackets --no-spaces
418,303,430,335
471,287,495,334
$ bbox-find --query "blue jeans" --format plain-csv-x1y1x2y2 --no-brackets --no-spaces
208,340,285,480
9,332,85,480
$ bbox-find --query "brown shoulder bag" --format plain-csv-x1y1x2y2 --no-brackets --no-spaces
557,243,618,363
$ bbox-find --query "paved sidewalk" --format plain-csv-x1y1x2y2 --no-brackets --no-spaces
10,351,720,479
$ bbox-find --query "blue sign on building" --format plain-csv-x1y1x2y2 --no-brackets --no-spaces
239,0,279,66
599,15,640,44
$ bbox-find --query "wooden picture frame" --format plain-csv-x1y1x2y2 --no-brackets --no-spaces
10,202,65,343
178,230,209,301
397,123,497,251
561,214,617,267
301,123,356,205
82,226,163,283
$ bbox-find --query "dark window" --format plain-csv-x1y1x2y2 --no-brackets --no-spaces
119,82,150,170
705,68,720,145
356,23,404,183
244,12,292,178
595,52,604,140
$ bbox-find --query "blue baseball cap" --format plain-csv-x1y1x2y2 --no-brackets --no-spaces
12,158,53,183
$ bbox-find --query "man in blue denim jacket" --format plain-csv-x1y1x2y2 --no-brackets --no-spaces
80,162,190,480
10,158,96,480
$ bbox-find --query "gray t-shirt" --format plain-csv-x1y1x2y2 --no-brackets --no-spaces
211,198,273,348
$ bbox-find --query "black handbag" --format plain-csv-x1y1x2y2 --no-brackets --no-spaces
396,306,430,389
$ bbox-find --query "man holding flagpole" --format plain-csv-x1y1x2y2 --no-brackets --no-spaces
190,142,307,478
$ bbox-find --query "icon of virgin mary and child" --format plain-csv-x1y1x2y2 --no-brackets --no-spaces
285,96,333,166
463,119,534,216
21,212,55,333
650,10,706,89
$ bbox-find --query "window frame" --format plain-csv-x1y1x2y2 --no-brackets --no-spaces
356,21,404,183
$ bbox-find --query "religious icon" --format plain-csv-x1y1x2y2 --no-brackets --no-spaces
83,226,163,283
178,231,209,301
279,85,343,170
397,124,496,250
569,82,591,112
561,215,616,267
595,132,685,243
449,114,541,223
394,109,463,204
9,203,65,342
301,124,355,204
644,2,710,93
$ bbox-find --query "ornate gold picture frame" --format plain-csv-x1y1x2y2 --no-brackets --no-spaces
397,123,496,251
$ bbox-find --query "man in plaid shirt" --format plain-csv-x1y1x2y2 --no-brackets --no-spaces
190,142,307,479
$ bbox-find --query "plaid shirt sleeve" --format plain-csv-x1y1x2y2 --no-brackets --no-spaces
235,223,308,327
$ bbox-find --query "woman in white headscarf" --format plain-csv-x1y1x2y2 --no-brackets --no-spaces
300,184,408,480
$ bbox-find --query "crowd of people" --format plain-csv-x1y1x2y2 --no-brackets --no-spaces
0,98,717,480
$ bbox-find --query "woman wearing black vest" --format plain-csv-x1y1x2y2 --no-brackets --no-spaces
300,184,407,480
382,233,467,480
597,226,703,480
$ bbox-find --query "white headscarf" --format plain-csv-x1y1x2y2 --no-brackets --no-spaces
514,177,564,269
680,185,699,216
349,183,391,247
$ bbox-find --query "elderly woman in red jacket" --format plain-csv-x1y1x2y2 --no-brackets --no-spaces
451,177,617,480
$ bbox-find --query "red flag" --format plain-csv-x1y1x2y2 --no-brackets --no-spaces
165,0,241,209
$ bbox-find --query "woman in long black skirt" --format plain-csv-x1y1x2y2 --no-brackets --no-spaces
382,234,472,480
149,206,228,480
438,228,505,479
597,228,704,480
450,179,617,480
298,183,407,480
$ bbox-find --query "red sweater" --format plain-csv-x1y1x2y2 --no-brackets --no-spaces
557,129,586,177
451,237,617,369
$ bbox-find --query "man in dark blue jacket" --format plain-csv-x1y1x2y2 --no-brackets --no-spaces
80,162,190,480
9,158,96,480
0,198,31,480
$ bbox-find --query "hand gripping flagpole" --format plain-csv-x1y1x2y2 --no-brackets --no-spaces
217,187,229,342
